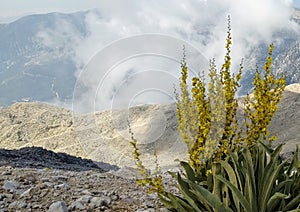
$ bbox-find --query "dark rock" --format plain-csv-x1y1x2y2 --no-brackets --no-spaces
0,147,113,171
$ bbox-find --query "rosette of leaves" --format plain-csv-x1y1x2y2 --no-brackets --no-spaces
159,142,300,212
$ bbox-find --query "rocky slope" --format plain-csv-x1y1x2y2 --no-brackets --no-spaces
0,84,300,170
0,165,168,211
0,147,174,211
0,84,299,211
0,146,116,171
0,102,185,169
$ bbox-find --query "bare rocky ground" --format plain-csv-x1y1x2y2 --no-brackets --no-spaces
0,84,300,211
0,147,172,212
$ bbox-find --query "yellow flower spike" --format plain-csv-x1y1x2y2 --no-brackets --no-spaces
206,169,212,176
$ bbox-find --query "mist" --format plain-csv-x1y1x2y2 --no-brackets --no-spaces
35,0,300,113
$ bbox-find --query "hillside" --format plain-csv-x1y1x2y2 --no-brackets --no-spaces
0,10,299,107
0,11,89,107
0,84,300,169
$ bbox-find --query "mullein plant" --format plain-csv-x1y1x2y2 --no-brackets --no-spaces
159,141,300,212
244,43,286,146
176,17,243,172
129,16,299,211
128,121,165,194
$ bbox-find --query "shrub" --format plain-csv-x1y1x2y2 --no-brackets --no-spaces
176,16,285,171
159,142,300,212
129,16,299,211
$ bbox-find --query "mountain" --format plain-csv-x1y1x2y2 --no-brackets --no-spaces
239,9,300,95
0,84,299,169
0,10,299,107
0,11,90,107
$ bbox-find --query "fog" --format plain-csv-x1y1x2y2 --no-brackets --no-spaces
34,0,300,113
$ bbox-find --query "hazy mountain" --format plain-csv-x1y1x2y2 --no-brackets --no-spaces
0,9,299,108
0,11,90,107
239,9,300,95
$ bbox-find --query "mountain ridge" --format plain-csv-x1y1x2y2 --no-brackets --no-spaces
0,84,299,169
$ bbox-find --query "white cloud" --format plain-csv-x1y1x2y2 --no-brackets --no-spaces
26,0,300,112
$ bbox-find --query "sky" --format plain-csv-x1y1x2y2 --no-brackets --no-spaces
0,0,299,112
0,0,97,22
294,0,300,7
0,0,300,22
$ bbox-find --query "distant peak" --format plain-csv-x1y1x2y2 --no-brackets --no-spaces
285,83,300,93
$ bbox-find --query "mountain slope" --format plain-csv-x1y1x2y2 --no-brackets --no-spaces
0,11,90,107
0,84,299,169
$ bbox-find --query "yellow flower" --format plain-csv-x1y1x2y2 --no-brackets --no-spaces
206,169,212,176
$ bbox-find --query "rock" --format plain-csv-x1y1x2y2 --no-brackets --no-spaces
52,175,68,182
111,194,119,201
81,190,92,196
143,200,155,208
142,194,157,208
69,201,85,210
2,180,20,192
113,166,142,179
20,187,33,197
159,208,169,212
0,166,164,211
8,200,27,209
76,195,92,204
135,209,155,212
48,201,68,212
89,196,111,208
0,146,104,171
4,193,13,199
32,204,42,209
41,178,50,182
41,182,54,188
1,171,12,175
101,196,112,206
54,183,69,189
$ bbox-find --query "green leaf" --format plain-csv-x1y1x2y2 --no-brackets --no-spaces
177,174,203,212
227,150,244,194
242,147,258,211
180,161,196,182
217,160,241,210
212,163,222,200
267,192,289,212
168,193,194,212
286,209,300,212
259,141,277,155
259,144,285,211
283,194,300,211
159,192,195,212
257,143,267,194
260,162,286,211
274,180,293,193
158,193,177,211
187,179,233,212
216,175,253,212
